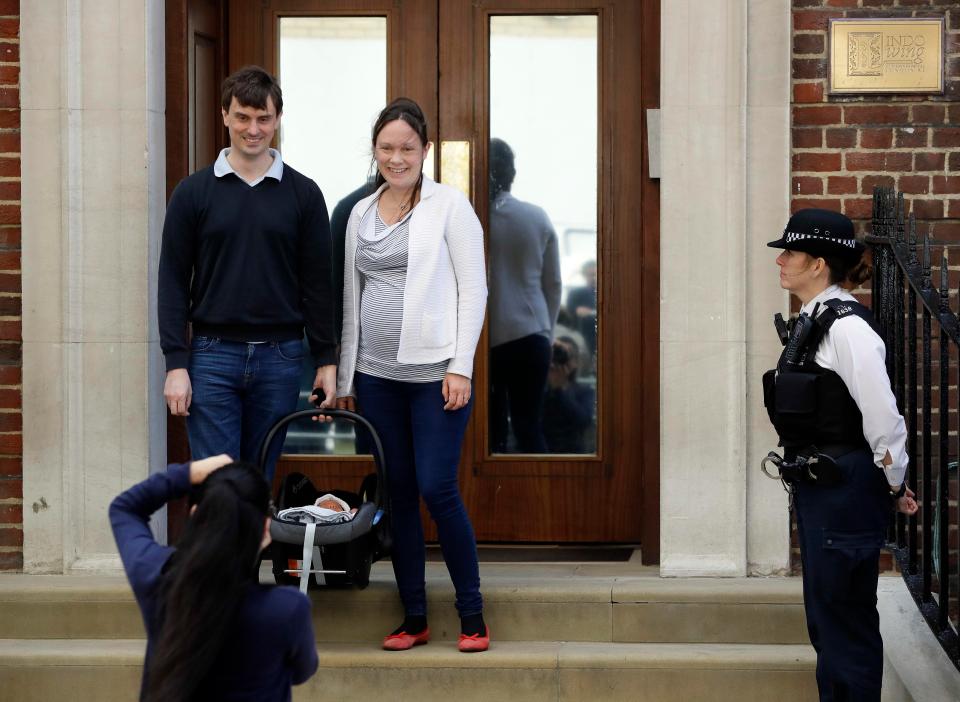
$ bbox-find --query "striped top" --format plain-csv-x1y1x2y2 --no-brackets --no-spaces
355,208,449,382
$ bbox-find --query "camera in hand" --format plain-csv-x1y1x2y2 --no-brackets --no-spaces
552,343,570,366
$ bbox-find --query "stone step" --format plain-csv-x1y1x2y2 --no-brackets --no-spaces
0,638,818,702
0,565,809,645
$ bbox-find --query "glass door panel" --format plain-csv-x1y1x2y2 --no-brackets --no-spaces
276,16,387,455
487,15,598,455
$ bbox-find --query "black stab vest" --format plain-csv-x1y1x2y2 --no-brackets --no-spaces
763,298,881,452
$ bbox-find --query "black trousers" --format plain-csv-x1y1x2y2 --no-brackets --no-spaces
794,448,891,702
490,333,550,453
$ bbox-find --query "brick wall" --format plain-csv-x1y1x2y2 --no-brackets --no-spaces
0,0,20,572
792,0,960,240
791,1,960,584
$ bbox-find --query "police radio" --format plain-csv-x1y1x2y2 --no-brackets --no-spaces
782,303,820,367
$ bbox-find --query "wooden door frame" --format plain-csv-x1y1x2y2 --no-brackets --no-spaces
169,0,661,562
227,0,438,135
441,0,660,560
224,0,437,486
165,0,230,542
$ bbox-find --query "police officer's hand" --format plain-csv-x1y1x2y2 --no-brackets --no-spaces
896,485,919,516
164,369,192,416
442,373,471,411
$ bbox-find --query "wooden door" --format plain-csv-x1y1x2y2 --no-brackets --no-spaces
165,0,228,541
220,0,659,558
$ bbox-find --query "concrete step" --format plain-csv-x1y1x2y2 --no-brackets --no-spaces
0,564,809,645
0,638,818,702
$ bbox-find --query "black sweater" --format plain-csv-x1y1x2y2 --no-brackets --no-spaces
158,163,336,371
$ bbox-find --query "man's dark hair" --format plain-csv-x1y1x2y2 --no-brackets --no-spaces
220,66,283,115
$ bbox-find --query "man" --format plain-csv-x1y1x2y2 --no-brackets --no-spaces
159,66,336,481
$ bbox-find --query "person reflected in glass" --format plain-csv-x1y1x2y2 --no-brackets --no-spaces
543,336,595,454
565,259,598,369
323,177,377,454
336,98,489,652
487,138,562,453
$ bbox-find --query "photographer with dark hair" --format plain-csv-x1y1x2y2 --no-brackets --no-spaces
109,455,318,701
543,336,594,453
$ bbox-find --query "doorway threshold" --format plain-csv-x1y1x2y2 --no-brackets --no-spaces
425,544,640,563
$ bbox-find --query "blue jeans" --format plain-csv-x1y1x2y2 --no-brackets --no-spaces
187,337,302,483
354,372,482,617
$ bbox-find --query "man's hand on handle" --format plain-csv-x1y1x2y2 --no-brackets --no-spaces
308,364,337,423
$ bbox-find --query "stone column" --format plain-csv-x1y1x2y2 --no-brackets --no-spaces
660,0,790,576
745,0,792,575
20,0,166,573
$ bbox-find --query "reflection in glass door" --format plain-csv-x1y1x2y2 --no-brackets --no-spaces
277,16,387,455
486,15,598,455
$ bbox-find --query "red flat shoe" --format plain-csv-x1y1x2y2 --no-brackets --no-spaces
382,627,430,651
457,626,490,652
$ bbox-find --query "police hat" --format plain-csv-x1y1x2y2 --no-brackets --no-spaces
767,208,865,261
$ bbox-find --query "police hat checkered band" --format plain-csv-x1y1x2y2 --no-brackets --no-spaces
784,231,858,248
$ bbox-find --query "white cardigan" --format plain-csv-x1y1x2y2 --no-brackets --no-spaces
337,176,487,397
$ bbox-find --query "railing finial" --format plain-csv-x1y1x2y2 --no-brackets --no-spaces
909,212,918,264
922,231,932,289
895,193,905,243
940,250,949,309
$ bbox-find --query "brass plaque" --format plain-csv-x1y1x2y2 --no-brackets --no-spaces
829,18,943,94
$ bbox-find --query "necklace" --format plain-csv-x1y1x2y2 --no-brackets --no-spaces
384,188,413,221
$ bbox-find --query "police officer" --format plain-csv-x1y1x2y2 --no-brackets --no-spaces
763,208,918,701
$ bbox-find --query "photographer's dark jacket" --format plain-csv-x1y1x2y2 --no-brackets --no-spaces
109,463,318,701
765,285,907,488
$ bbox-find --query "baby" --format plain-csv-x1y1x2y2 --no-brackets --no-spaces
314,493,359,517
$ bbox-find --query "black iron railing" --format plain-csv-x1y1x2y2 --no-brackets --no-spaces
866,186,960,670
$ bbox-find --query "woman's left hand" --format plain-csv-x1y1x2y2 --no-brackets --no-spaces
442,373,471,411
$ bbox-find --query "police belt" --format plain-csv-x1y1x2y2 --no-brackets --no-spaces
761,445,856,487
782,441,867,461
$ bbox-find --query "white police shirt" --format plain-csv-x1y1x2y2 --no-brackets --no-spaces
800,284,909,488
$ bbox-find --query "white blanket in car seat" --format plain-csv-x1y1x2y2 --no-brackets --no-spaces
277,493,356,525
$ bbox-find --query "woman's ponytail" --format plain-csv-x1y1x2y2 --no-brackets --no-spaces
144,462,270,702
845,258,872,287
825,252,873,289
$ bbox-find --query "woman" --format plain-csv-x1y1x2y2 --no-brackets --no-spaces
764,208,917,701
336,97,489,652
109,456,318,701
